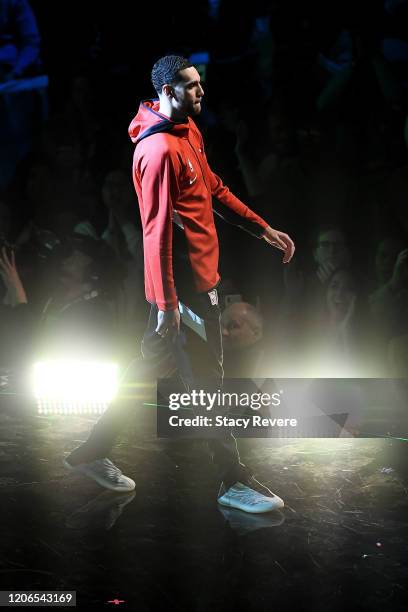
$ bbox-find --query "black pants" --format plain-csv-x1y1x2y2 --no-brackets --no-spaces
71,288,250,489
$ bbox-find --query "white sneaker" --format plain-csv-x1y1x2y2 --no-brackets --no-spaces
63,457,136,492
217,481,284,514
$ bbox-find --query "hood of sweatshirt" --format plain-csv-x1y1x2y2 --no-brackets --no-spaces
128,99,190,146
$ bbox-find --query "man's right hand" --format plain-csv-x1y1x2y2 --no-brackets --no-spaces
155,308,181,338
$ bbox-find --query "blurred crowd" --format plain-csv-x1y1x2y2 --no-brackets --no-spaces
1,0,408,379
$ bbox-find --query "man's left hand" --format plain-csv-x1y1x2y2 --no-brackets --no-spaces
261,226,295,263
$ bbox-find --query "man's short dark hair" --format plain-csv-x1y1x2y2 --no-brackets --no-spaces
151,55,192,95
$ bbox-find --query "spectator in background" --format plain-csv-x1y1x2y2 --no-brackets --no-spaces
38,234,119,359
63,74,105,177
284,225,352,304
8,144,99,306
0,234,120,369
0,244,30,369
10,149,100,247
300,267,376,376
277,225,352,348
102,169,142,264
324,268,379,371
234,107,352,237
374,235,406,288
41,119,87,189
311,226,352,284
101,168,146,349
0,244,26,307
271,222,383,378
0,0,41,81
221,301,264,377
315,268,362,358
15,118,102,239
234,105,299,233
317,16,404,118
370,239,408,347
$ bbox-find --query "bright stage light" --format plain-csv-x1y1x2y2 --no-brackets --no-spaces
32,360,119,415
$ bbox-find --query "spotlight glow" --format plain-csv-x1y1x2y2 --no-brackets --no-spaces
32,360,119,415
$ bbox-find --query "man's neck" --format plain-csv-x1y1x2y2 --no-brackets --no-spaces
158,99,187,123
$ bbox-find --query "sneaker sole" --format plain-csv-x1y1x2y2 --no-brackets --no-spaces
63,458,136,493
218,505,285,530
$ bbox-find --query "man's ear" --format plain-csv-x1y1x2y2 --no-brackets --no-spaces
162,84,174,99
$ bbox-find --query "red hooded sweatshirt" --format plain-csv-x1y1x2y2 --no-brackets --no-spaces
128,100,269,311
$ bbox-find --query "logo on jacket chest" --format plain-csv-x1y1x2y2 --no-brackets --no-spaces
187,158,198,185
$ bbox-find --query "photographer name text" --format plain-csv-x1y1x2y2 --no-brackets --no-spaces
168,415,297,429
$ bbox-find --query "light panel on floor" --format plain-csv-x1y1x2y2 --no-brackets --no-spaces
32,360,119,415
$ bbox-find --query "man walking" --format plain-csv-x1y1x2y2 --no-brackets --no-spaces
64,56,295,514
